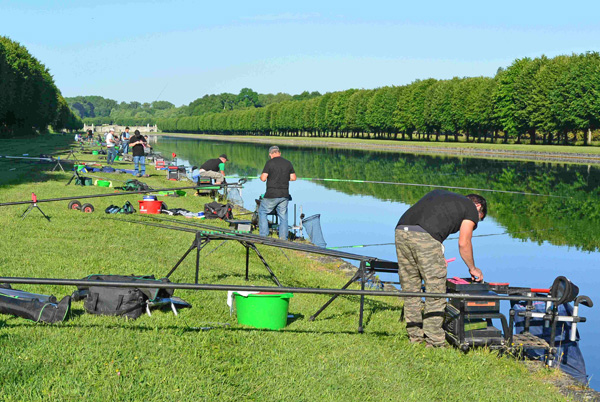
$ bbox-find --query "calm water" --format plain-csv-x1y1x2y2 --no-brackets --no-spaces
152,136,600,388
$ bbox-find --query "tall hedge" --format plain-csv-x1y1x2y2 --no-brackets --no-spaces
0,36,82,137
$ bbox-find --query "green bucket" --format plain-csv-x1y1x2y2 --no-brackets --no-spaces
96,180,111,187
114,156,120,161
92,151,99,155
234,292,293,330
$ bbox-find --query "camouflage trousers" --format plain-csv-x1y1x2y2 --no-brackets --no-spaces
395,229,447,346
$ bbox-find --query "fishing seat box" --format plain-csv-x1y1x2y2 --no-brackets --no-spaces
167,166,180,180
444,279,507,350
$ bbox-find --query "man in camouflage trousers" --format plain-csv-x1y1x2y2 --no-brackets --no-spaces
395,190,487,347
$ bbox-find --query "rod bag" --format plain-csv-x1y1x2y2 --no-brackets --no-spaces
0,285,71,324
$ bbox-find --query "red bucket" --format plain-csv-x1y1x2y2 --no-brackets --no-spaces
138,200,162,214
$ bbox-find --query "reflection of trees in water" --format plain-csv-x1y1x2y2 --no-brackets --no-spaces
154,138,600,252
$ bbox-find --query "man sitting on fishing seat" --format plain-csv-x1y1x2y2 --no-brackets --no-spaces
259,146,296,239
198,154,228,185
395,190,487,348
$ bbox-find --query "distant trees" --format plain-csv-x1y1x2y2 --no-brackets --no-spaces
66,96,184,126
0,36,82,137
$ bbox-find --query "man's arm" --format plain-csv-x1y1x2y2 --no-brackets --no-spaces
290,173,297,181
458,219,483,282
260,173,268,182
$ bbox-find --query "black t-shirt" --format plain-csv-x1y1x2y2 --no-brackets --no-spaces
262,157,295,198
200,158,223,172
397,189,479,243
129,134,147,157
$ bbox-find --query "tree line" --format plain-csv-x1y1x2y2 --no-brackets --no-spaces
0,36,82,137
158,52,600,145
66,89,322,127
66,96,183,126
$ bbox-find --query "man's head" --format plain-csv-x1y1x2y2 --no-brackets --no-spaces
466,194,487,221
125,127,130,132
135,129,140,135
219,154,228,163
268,146,281,159
109,128,115,134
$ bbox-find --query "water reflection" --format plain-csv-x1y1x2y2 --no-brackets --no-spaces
153,136,600,252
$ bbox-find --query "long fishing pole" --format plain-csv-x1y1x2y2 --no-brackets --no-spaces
327,228,558,249
0,181,245,207
227,175,568,198
0,276,560,303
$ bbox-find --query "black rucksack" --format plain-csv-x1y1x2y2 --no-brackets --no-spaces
204,202,233,220
74,274,173,320
120,179,153,192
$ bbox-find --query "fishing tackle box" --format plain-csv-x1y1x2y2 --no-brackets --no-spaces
446,278,500,314
444,278,509,350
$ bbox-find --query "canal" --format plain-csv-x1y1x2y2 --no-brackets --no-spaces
152,135,600,388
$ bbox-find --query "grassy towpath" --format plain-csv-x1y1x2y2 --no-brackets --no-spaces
0,134,573,400
155,133,600,165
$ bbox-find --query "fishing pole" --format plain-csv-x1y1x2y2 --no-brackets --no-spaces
0,276,561,303
225,175,568,198
301,178,568,198
327,228,558,249
0,181,246,207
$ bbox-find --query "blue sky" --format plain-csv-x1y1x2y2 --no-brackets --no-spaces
3,0,600,106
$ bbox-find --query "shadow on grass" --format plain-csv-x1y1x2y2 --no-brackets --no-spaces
0,134,77,187
1,312,401,337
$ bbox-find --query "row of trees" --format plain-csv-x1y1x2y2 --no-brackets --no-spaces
158,52,600,145
0,36,82,137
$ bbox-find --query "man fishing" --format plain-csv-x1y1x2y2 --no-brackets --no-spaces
105,128,118,165
198,154,228,185
395,189,487,347
129,129,149,177
259,146,296,239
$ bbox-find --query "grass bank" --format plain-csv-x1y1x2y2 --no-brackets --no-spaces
0,134,570,400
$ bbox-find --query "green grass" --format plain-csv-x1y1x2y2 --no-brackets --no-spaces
158,132,600,155
0,134,567,401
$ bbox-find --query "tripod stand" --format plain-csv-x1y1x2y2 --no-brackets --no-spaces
165,232,282,286
21,193,50,222
51,157,66,173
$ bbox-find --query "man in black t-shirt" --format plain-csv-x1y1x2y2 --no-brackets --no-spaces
395,189,487,347
258,146,296,239
199,154,228,184
128,130,148,177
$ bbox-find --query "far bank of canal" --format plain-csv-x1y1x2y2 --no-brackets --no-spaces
151,134,600,389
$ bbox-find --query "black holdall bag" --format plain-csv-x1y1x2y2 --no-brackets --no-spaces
74,274,173,320
204,201,234,220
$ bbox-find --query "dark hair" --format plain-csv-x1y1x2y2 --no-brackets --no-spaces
134,130,140,135
219,154,228,161
125,126,130,130
466,194,487,220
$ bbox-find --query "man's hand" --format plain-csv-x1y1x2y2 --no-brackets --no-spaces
469,267,483,282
